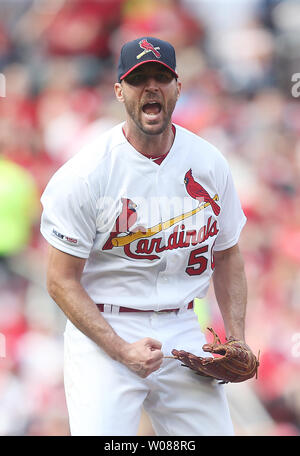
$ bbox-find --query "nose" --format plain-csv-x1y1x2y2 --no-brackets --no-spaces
144,76,159,91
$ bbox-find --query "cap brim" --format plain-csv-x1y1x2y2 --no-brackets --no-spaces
120,60,178,81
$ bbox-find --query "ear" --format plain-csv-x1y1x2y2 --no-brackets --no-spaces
114,82,124,103
176,80,182,100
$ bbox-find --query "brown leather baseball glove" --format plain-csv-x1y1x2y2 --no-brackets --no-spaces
171,327,260,384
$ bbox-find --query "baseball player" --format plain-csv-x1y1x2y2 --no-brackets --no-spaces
40,37,252,436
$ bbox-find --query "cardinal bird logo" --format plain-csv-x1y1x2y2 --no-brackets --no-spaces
102,198,145,250
136,39,161,60
184,169,220,216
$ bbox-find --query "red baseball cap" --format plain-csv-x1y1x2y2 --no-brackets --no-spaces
117,37,178,82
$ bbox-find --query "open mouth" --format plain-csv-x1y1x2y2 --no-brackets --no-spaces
142,102,162,116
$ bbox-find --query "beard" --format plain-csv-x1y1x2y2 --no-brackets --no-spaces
122,91,178,136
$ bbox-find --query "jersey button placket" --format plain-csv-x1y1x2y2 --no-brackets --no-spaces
155,167,170,309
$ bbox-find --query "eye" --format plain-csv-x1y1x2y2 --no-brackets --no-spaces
155,73,173,83
125,74,146,86
125,71,174,86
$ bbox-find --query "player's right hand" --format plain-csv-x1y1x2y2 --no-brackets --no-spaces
120,337,163,378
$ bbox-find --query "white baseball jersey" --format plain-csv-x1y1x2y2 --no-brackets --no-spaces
40,122,246,310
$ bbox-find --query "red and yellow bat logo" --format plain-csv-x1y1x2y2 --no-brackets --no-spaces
103,173,219,249
137,39,161,60
102,171,220,263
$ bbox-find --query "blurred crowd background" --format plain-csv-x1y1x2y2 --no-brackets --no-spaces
0,0,300,436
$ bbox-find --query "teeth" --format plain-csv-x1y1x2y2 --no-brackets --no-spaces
142,101,162,116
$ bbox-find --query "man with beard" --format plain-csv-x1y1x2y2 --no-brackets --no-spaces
40,37,252,436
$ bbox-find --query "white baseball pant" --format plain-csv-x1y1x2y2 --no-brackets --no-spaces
63,307,234,436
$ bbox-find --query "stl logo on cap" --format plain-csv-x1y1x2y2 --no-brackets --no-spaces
136,39,161,60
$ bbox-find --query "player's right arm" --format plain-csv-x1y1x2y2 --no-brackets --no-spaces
46,245,163,378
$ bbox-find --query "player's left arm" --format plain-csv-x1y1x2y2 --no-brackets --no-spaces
212,242,247,341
